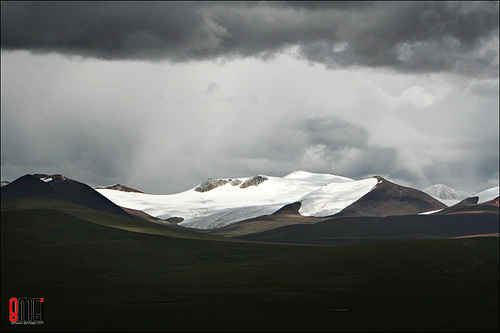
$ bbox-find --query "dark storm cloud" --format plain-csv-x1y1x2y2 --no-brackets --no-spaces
0,2,227,61
1,1,498,75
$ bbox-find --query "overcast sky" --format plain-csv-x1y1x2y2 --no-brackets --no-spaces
1,1,499,194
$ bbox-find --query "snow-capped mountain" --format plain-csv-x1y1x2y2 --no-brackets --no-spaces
95,170,449,230
423,184,472,206
96,171,378,230
423,184,499,206
5,171,488,231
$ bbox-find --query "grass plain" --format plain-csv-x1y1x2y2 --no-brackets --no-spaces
1,198,499,332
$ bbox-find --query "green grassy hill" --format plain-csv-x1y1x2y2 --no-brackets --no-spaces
1,198,499,332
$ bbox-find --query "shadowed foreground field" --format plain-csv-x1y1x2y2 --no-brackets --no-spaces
1,199,499,332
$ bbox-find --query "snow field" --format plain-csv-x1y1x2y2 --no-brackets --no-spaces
96,171,377,230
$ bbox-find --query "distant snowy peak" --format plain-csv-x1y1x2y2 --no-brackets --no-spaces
424,184,471,200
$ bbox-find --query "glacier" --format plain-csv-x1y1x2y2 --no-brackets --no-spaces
96,170,378,230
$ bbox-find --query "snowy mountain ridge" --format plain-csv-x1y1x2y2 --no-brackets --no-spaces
96,171,378,230
423,183,471,200
94,171,498,230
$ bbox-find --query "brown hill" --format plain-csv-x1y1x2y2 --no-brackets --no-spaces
451,196,479,207
213,202,331,237
483,196,500,206
435,196,499,215
334,176,447,217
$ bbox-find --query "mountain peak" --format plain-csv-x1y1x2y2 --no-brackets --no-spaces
423,184,471,200
284,170,313,177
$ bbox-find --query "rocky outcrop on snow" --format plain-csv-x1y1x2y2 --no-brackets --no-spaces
195,178,232,192
240,175,268,189
194,175,266,192
94,184,144,193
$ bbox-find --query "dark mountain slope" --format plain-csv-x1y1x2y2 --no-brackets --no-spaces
334,176,447,217
1,174,56,198
1,174,131,217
